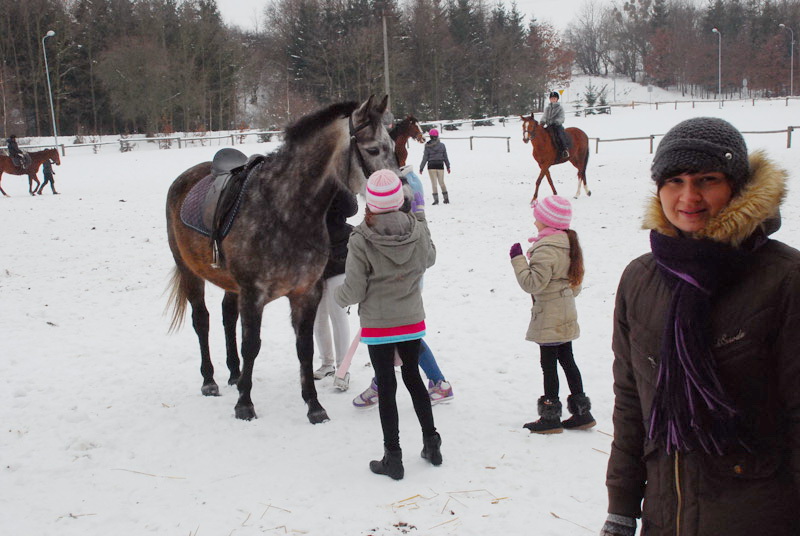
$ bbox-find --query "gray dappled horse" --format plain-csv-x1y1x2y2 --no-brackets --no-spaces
166,96,398,422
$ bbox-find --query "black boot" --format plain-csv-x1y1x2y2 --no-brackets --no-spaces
369,448,404,480
523,397,563,434
563,393,596,430
432,193,439,205
442,191,449,204
421,432,442,466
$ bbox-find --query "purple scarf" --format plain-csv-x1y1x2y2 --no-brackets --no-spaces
648,230,764,454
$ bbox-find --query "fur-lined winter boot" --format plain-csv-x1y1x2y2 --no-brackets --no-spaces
432,193,439,205
369,448,404,480
563,393,596,430
442,191,450,204
421,432,443,466
523,397,563,434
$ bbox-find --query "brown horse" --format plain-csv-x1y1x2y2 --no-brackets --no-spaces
166,96,398,422
389,115,425,166
0,148,61,197
520,115,590,202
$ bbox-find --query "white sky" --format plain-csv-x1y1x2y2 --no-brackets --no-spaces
215,0,598,33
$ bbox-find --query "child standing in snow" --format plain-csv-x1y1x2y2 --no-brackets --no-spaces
509,195,595,434
335,169,441,480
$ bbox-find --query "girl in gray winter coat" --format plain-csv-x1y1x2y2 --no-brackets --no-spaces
419,129,451,205
335,169,441,480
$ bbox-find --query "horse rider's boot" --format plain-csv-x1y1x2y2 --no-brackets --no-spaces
432,193,439,205
370,447,404,480
442,192,449,204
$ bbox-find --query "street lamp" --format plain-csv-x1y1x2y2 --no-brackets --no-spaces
42,30,58,148
711,28,721,96
779,23,795,96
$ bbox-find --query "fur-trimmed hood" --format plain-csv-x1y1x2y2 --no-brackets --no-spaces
643,150,787,247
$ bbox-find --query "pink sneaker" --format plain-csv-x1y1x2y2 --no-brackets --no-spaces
428,380,453,405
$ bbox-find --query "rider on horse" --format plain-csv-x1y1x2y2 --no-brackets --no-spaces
541,92,570,159
6,134,24,169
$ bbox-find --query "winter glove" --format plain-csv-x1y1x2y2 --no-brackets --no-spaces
419,167,424,174
447,168,451,174
599,514,636,536
509,243,523,259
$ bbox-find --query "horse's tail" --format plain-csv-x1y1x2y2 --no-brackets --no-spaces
165,266,189,333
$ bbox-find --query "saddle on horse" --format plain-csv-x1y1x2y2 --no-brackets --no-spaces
180,148,266,268
12,152,31,172
546,125,571,161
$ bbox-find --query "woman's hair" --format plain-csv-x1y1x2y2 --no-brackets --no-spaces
364,205,376,227
565,229,584,287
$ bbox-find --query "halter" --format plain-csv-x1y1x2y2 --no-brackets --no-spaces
347,114,374,181
522,119,537,143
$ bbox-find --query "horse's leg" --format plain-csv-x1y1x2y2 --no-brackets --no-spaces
544,168,558,196
574,152,591,198
289,284,329,424
532,169,546,203
221,291,241,386
28,174,40,196
234,290,265,420
0,172,7,197
182,273,219,396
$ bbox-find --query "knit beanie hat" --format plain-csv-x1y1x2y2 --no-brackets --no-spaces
533,195,572,229
429,128,439,138
366,169,404,214
651,117,749,192
549,91,560,100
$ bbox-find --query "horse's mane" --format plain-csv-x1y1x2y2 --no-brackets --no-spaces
284,101,358,145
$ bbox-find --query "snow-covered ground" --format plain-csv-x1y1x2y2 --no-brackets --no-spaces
2,81,799,535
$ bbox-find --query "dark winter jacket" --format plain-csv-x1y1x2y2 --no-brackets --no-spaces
606,152,800,535
541,102,565,127
42,160,55,180
323,188,358,279
6,137,21,158
334,211,435,328
419,139,450,172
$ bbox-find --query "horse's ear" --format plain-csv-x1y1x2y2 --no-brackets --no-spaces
354,95,375,121
376,95,388,115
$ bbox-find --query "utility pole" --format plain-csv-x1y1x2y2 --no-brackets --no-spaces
382,11,391,109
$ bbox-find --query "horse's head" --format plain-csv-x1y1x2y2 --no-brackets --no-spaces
520,114,538,144
344,95,399,193
48,148,61,166
407,116,425,143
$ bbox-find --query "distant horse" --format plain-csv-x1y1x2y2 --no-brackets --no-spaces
166,95,398,422
389,115,425,166
0,148,61,197
520,115,590,202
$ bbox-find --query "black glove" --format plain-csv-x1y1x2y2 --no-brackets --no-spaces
599,514,636,536
509,243,523,258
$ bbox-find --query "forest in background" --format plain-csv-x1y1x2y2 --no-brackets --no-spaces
0,0,798,138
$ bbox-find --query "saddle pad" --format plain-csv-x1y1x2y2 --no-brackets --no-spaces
179,170,253,238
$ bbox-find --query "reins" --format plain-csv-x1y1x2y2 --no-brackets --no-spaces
347,114,374,182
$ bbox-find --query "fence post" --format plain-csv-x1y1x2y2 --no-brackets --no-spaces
650,135,655,154
692,101,695,108
469,137,473,151
595,138,599,153
655,102,659,110
59,144,65,157
506,137,510,153
788,126,793,149
674,101,678,110
752,99,755,106
787,98,790,107
177,138,182,149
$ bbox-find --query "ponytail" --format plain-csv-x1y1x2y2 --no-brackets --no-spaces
565,229,584,287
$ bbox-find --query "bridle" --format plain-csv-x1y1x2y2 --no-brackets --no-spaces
522,118,537,144
347,113,375,181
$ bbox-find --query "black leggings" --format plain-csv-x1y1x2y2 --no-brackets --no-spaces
368,339,436,451
540,342,584,400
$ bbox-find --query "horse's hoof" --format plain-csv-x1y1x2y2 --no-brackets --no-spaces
227,374,240,386
201,383,220,396
308,408,330,424
587,191,592,197
235,404,257,420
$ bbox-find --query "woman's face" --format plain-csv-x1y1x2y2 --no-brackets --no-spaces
658,171,733,233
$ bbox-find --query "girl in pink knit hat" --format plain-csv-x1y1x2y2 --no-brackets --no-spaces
508,195,595,434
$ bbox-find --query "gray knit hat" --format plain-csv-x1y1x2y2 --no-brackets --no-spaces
651,117,749,191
